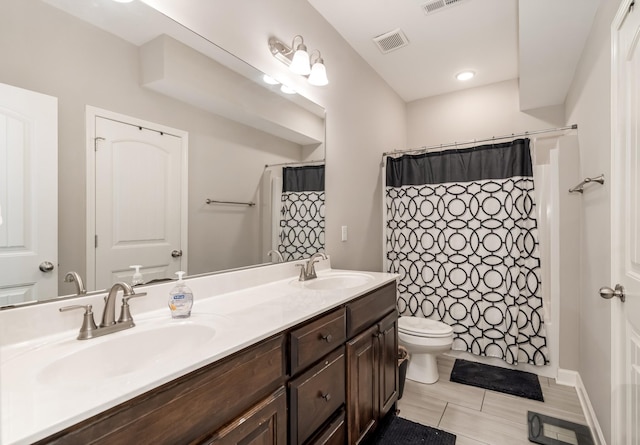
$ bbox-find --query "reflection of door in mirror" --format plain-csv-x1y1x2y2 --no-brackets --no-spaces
88,108,188,290
0,83,58,306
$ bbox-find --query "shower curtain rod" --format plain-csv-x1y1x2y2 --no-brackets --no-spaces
264,159,325,169
383,124,578,157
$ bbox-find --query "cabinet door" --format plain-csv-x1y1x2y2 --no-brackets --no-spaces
346,325,379,445
377,312,398,417
204,387,287,445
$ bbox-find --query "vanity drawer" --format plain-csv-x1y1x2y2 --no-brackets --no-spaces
289,347,346,445
290,307,346,375
306,409,346,445
346,281,396,338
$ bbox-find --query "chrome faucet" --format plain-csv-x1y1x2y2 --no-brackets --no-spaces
296,252,328,281
267,249,284,263
60,281,146,340
64,271,86,295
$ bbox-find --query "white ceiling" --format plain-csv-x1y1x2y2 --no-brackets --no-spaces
45,0,602,111
307,0,602,109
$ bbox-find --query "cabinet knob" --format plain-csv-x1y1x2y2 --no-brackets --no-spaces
320,333,333,343
320,392,331,402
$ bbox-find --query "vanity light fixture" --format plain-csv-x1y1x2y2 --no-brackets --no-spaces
268,35,329,86
111,0,134,3
456,70,475,81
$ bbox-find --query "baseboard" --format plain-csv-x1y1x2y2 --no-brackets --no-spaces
555,368,578,387
557,369,607,445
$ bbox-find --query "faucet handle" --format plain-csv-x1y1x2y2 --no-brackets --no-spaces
295,263,307,281
59,304,98,340
117,292,147,324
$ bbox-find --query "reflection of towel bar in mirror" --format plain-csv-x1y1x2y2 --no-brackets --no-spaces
206,199,256,207
569,174,605,194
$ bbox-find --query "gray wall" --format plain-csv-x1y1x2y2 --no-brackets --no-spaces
406,79,565,147
565,0,622,441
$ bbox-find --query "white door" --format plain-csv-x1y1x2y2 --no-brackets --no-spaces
0,83,57,306
611,1,640,443
91,112,187,289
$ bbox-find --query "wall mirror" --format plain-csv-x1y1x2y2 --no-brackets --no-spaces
0,0,326,308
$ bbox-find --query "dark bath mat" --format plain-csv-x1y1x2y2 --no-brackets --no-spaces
450,358,544,401
369,414,456,445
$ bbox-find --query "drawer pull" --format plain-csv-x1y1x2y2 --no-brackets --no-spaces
320,392,331,402
320,333,333,343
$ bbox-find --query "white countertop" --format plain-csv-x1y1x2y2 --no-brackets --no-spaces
0,261,397,445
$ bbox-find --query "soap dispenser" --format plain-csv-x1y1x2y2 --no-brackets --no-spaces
168,271,193,319
130,265,144,286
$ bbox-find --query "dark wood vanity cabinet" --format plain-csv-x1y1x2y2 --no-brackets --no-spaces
203,386,287,445
35,335,286,445
36,281,397,445
346,285,398,445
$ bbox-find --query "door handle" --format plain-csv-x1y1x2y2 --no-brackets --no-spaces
171,250,183,258
39,261,55,272
599,284,625,302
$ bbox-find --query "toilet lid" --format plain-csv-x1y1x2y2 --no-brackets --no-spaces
398,317,453,337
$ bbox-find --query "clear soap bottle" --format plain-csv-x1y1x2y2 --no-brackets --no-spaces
130,265,144,286
168,271,193,319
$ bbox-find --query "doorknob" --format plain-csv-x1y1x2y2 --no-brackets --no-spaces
599,284,626,302
171,250,183,258
39,261,55,272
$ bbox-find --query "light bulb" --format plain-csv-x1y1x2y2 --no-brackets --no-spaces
456,71,475,81
262,74,279,85
290,48,311,75
308,62,328,86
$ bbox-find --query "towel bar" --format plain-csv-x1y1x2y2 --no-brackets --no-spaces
205,199,256,207
569,174,605,194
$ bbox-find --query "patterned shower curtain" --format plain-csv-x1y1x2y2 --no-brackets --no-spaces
279,165,325,261
385,139,548,366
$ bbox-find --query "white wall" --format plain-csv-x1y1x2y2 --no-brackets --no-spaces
565,0,621,441
140,0,408,272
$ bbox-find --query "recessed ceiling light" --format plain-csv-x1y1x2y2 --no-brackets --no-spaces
112,0,134,3
456,71,475,81
262,75,279,85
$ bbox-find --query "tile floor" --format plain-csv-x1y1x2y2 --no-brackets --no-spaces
397,355,590,445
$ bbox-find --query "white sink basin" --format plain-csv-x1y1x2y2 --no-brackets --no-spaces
291,272,375,290
38,321,216,385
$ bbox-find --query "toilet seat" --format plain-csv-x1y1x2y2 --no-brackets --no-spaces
398,317,453,338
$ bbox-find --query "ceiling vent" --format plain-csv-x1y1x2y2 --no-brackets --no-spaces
372,28,409,54
422,0,469,15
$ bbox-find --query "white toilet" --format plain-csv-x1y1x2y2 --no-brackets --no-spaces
398,316,454,384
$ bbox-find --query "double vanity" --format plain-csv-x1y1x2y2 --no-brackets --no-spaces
0,258,399,444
